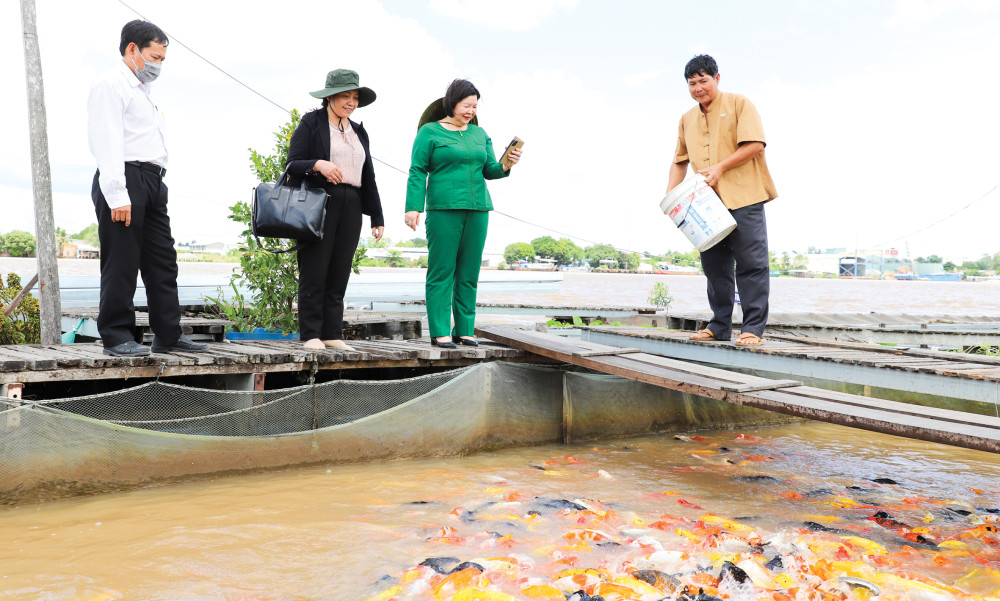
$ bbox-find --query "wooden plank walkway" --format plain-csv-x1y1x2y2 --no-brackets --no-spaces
475,326,1000,454
0,338,531,384
61,309,422,343
579,327,1000,405
661,310,1000,347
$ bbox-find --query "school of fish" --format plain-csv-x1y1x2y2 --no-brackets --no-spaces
366,432,1000,601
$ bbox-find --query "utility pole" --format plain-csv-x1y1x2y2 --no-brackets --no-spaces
20,0,62,344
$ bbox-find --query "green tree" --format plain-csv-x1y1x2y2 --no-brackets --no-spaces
0,231,37,257
552,238,583,266
504,242,535,264
584,244,619,269
531,236,558,259
386,249,406,267
54,227,69,253
530,236,581,266
619,252,640,270
72,224,100,247
366,235,391,249
396,237,427,248
208,110,309,333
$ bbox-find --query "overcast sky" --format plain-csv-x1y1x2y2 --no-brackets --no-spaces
3,0,999,261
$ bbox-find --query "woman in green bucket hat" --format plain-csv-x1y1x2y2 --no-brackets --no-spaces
404,79,523,348
286,69,384,351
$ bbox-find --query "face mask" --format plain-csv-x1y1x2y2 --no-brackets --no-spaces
130,51,161,84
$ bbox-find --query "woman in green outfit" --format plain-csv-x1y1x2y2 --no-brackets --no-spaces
405,79,522,348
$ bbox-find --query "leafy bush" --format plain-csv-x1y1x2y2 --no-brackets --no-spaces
0,273,40,344
647,282,673,308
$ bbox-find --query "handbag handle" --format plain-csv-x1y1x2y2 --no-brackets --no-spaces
256,165,312,254
268,167,313,203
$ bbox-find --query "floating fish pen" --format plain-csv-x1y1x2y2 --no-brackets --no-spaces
0,362,793,505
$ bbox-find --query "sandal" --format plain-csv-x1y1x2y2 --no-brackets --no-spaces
734,332,764,347
689,328,715,341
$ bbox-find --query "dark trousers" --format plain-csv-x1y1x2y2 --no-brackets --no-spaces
700,202,770,340
297,185,362,340
92,165,181,347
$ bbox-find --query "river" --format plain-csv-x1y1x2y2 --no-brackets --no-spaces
3,257,1000,315
2,260,1000,600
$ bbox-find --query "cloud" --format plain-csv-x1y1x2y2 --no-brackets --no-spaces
429,0,578,30
623,68,671,88
887,0,997,29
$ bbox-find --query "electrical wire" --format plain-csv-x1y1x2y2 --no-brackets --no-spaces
116,0,688,262
871,183,999,250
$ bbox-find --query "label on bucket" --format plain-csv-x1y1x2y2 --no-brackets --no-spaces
659,176,737,252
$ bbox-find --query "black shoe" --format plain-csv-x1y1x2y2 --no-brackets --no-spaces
430,337,457,349
452,336,479,347
151,333,209,353
103,340,150,357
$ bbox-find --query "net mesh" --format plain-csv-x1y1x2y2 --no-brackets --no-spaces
1,363,793,504
563,371,795,441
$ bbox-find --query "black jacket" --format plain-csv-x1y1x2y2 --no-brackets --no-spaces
286,108,384,228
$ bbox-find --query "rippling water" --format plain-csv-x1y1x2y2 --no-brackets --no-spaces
3,260,1000,600
2,423,999,600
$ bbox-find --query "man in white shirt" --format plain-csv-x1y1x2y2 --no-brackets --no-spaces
87,20,207,356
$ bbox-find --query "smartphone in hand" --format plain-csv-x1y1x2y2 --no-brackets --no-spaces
500,136,524,169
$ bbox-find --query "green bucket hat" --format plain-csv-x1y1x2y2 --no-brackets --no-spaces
418,97,479,130
309,69,376,107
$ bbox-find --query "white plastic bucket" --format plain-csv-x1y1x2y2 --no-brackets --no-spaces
659,175,737,252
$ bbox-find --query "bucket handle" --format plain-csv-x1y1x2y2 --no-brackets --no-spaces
675,174,706,229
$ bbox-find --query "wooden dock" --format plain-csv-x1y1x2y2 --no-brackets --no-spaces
0,338,530,387
579,327,1000,405
662,310,1000,347
60,309,423,343
476,325,1000,453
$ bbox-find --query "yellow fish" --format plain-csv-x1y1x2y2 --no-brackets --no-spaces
840,535,887,555
452,589,516,601
872,573,957,595
520,585,564,600
700,513,756,534
801,514,842,524
612,575,665,596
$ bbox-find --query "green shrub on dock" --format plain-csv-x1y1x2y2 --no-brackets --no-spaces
647,282,673,308
0,273,40,344
206,111,369,334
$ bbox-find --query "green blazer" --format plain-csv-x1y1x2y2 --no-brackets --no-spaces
405,122,510,213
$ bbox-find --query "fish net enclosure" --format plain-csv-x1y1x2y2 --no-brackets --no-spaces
563,371,790,441
0,362,792,504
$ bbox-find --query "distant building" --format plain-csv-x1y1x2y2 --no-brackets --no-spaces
188,242,230,254
60,239,100,259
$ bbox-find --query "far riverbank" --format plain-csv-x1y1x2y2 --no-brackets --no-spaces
3,257,999,316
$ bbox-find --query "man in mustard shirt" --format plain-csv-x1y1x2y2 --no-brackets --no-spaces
666,55,777,347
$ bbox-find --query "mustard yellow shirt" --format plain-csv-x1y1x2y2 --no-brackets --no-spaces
673,91,777,209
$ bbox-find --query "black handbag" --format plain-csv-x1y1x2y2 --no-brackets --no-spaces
251,167,328,254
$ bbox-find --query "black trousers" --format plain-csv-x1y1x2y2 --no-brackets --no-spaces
699,202,770,340
91,165,181,347
296,185,363,340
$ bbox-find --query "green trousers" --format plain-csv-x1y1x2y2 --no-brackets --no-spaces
425,209,489,337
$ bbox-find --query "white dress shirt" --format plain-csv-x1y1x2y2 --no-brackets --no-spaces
87,61,168,209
